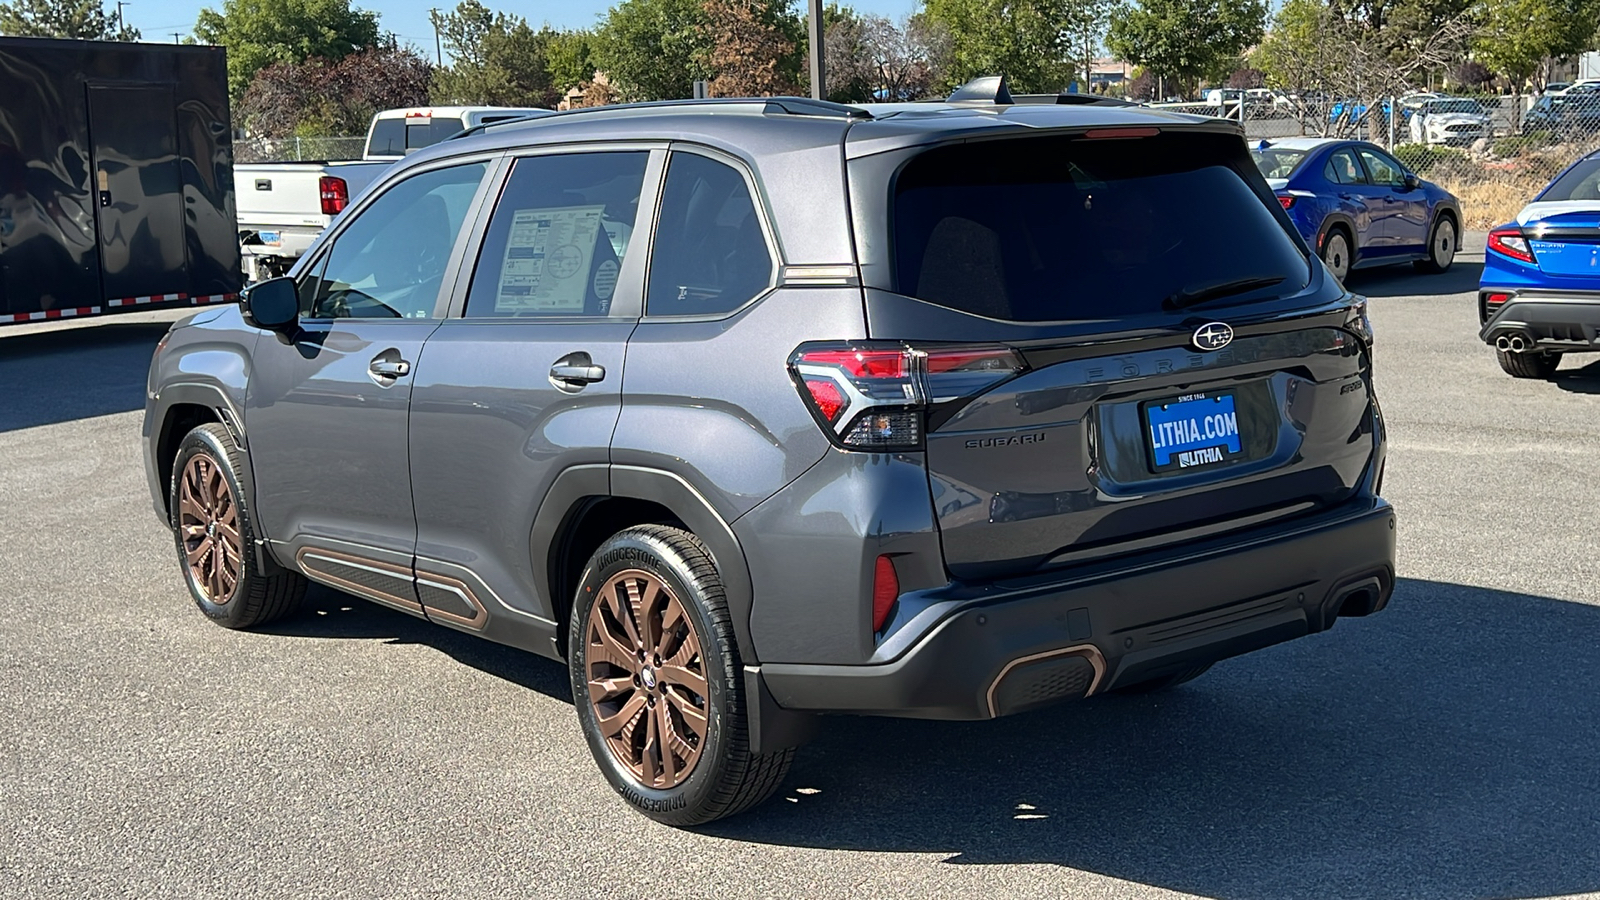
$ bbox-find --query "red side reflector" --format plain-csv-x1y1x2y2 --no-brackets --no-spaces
872,555,899,633
319,176,349,216
1278,195,1296,209
1082,127,1160,140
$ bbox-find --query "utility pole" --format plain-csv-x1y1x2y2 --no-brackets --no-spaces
114,1,130,32
807,0,825,100
430,8,443,66
172,33,182,44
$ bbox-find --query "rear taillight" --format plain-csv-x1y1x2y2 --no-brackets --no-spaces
790,343,1026,450
872,555,899,633
1487,227,1534,263
319,176,349,216
1277,195,1295,209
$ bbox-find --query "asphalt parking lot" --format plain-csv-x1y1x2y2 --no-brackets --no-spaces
3,234,1599,899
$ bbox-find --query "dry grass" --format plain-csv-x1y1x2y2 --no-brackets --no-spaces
1434,169,1550,229
1428,141,1595,230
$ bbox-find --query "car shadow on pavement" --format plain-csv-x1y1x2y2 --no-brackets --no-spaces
696,578,1600,900
1344,260,1484,299
1553,358,1600,394
261,584,575,703
0,321,172,433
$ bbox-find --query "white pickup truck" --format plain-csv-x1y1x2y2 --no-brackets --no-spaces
237,106,549,281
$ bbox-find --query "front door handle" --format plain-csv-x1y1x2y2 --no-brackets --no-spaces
369,357,411,378
550,363,605,384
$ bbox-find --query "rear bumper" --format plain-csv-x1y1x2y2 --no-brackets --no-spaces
762,498,1396,720
1479,289,1600,352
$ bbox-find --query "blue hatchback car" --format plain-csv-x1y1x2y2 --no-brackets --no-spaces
1479,148,1600,378
1253,138,1461,281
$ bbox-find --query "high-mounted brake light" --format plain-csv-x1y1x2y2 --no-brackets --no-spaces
790,343,1026,450
319,176,349,216
1487,227,1534,263
1082,127,1160,140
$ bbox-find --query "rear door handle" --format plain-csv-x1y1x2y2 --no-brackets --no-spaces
369,357,411,378
550,363,605,384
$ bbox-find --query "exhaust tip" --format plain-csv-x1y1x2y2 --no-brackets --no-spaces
1496,336,1512,351
1509,335,1527,353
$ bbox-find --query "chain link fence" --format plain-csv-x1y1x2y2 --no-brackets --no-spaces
233,136,367,163
1152,89,1600,229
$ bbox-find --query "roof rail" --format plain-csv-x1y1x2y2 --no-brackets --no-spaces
947,75,1013,105
446,96,871,142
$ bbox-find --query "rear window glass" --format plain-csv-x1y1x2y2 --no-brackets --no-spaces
1252,147,1308,179
1540,157,1600,202
367,118,404,157
407,117,468,150
893,133,1309,321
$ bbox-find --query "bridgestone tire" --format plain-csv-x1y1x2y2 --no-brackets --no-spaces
169,423,307,629
569,525,793,826
1112,662,1213,695
1496,349,1561,379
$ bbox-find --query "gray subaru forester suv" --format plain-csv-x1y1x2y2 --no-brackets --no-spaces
144,87,1395,825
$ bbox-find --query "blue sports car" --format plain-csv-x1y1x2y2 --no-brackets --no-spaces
1479,148,1600,378
1253,138,1461,282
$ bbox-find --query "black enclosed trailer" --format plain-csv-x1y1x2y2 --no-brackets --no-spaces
0,37,239,325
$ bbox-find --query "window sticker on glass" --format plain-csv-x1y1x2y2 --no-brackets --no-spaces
496,204,607,313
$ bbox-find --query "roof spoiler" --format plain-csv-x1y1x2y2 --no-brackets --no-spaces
948,75,1013,105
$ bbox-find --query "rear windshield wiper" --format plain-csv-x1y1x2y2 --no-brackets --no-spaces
1163,276,1286,311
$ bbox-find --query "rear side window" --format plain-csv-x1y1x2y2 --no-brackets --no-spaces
892,133,1308,321
1540,157,1600,201
1325,149,1365,185
646,153,774,317
464,151,649,318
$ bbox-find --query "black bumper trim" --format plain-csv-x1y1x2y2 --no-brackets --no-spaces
762,500,1396,720
1480,290,1600,349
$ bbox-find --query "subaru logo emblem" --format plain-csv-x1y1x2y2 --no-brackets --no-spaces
1192,322,1234,352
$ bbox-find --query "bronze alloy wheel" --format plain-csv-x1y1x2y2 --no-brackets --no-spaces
177,453,242,604
585,568,710,789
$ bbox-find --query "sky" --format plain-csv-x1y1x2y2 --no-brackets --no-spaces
126,0,923,55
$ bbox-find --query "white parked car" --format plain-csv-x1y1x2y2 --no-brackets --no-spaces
1408,98,1492,146
238,106,554,281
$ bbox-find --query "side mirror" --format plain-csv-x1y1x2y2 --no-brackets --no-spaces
1402,173,1421,191
241,276,298,332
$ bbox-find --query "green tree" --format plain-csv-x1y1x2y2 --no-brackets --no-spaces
545,29,595,96
592,0,713,101
1473,0,1600,92
193,0,380,102
921,0,1075,93
1105,0,1266,96
429,1,559,107
0,0,138,39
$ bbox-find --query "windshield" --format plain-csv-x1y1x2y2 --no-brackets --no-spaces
1539,158,1600,202
1425,100,1484,115
1253,147,1310,179
892,132,1310,322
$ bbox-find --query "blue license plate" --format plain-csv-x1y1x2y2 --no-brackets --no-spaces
1145,392,1242,471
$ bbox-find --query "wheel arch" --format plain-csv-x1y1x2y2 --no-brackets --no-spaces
151,383,246,519
531,465,758,664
